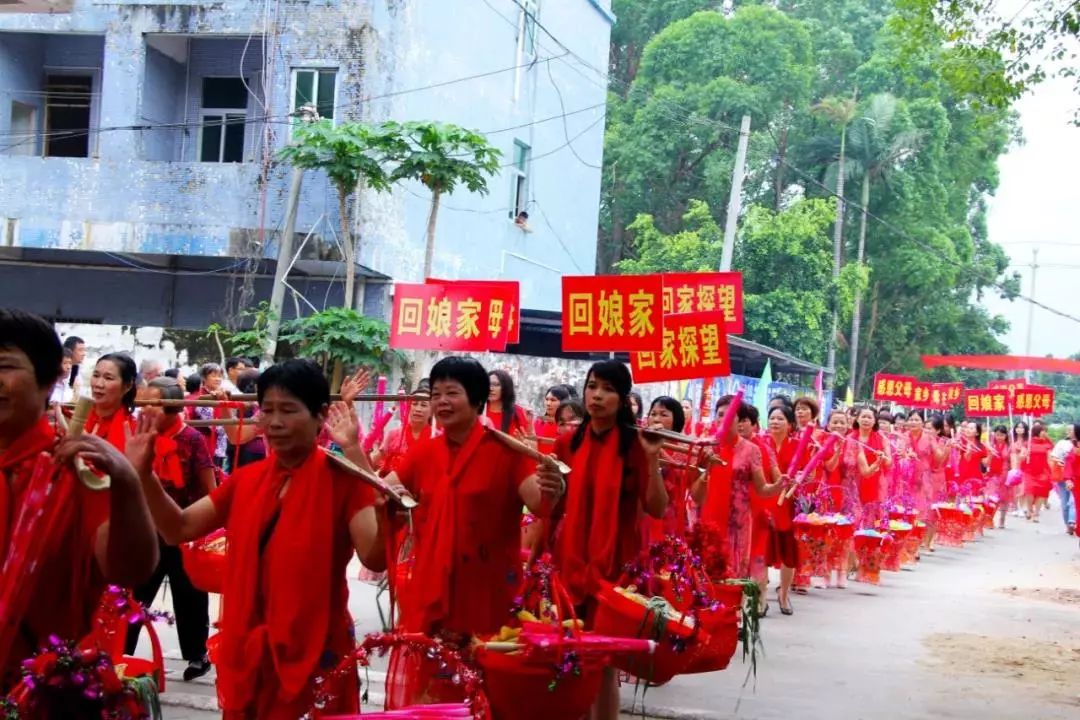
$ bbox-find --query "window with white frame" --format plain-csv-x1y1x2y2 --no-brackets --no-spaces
508,140,531,220
199,77,248,163
292,68,337,124
513,0,540,101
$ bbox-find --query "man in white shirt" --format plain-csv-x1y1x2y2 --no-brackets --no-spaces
1050,428,1076,535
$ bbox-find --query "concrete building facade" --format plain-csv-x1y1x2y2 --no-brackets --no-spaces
0,0,611,328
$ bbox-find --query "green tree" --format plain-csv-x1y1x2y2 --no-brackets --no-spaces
277,120,398,310
387,121,502,277
280,307,403,376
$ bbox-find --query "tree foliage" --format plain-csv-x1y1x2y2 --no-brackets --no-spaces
604,0,1022,395
280,307,403,375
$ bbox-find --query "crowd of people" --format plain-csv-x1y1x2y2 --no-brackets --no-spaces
2,307,1078,719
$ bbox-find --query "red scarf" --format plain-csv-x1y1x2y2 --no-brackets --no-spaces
557,428,625,604
85,407,132,452
153,416,186,490
400,422,486,633
216,449,335,710
0,418,58,557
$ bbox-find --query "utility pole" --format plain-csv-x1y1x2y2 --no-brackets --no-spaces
1023,247,1038,382
719,114,751,272
263,105,318,365
825,124,848,393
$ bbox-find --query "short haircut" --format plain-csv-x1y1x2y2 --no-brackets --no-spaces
648,396,686,433
62,347,74,360
164,368,180,379
429,356,489,408
768,404,797,430
546,385,571,403
714,394,734,415
257,359,329,417
0,308,63,388
148,377,185,414
225,357,248,372
736,404,758,423
556,399,584,422
793,396,820,419
185,373,202,394
236,369,260,394
62,335,84,350
97,352,138,411
199,362,223,379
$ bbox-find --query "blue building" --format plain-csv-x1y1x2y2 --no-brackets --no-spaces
0,0,611,331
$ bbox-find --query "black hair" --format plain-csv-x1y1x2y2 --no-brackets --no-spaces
185,373,202,394
429,356,489,408
236,369,260,395
97,352,138,412
739,404,760,426
893,411,907,422
62,335,84,351
164,368,179,379
992,424,1009,438
556,399,585,423
558,383,578,399
1071,423,1080,446
971,421,985,449
769,394,793,409
878,410,894,423
546,385,571,403
0,308,62,388
571,360,637,456
908,409,926,423
768,404,797,433
488,369,520,432
148,377,185,414
629,391,644,421
1012,421,1028,442
225,357,248,373
853,404,879,432
62,347,74,360
714,393,735,416
1031,421,1046,438
648,396,686,433
931,413,946,436
257,359,329,417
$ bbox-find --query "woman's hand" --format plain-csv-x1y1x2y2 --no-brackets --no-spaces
638,430,663,458
326,401,361,451
340,368,373,406
55,432,139,486
123,413,158,479
535,459,565,500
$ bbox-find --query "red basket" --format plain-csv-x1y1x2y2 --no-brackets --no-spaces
793,521,832,578
592,583,697,685
476,647,603,720
881,529,907,572
682,604,738,674
853,534,888,585
826,523,855,573
180,529,226,593
900,528,920,566
967,504,985,540
933,507,969,547
981,500,998,530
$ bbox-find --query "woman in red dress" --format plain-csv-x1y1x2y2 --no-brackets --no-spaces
373,382,432,476
127,359,389,718
852,406,892,527
552,360,667,720
761,406,799,615
486,369,529,436
1022,422,1054,522
985,425,1012,528
955,421,988,498
87,353,137,452
533,384,570,447
642,396,688,546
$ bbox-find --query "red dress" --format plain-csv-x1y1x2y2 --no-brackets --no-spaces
0,418,110,688
854,431,886,506
485,406,528,436
210,450,374,718
758,434,798,569
699,439,760,579
956,443,988,494
1022,437,1054,499
396,423,533,636
554,428,652,605
378,425,433,477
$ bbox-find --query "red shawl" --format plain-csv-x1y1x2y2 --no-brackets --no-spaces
153,416,186,490
0,418,58,564
399,422,487,633
85,407,133,452
556,428,625,604
700,440,735,527
216,449,335,711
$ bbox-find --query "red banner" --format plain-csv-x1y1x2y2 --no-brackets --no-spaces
390,282,515,351
661,272,744,334
426,278,520,344
1013,385,1055,415
561,274,664,352
963,389,1011,417
910,381,934,408
923,354,1080,375
939,382,964,405
872,373,915,402
631,311,731,383
987,379,1026,398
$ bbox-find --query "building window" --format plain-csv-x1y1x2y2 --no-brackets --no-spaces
292,69,337,122
513,0,540,101
508,140,530,220
199,77,248,163
44,75,93,158
9,101,36,157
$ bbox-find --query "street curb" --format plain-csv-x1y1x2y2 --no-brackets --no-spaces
620,702,716,720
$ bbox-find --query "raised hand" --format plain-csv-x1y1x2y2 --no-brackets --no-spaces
124,413,158,479
340,368,373,405
327,401,361,451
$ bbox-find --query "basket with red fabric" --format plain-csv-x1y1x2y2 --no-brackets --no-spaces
882,522,911,572
308,631,489,719
825,515,855,577
965,504,985,541
180,528,227,594
932,503,971,547
853,530,891,585
978,496,999,530
793,514,835,579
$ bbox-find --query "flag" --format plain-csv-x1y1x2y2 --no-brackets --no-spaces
753,360,772,421
844,386,854,407
814,370,824,411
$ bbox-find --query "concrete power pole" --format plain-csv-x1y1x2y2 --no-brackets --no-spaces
1023,247,1038,382
719,114,751,272
263,105,318,365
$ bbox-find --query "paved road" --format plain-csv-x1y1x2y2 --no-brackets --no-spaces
156,501,1080,719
